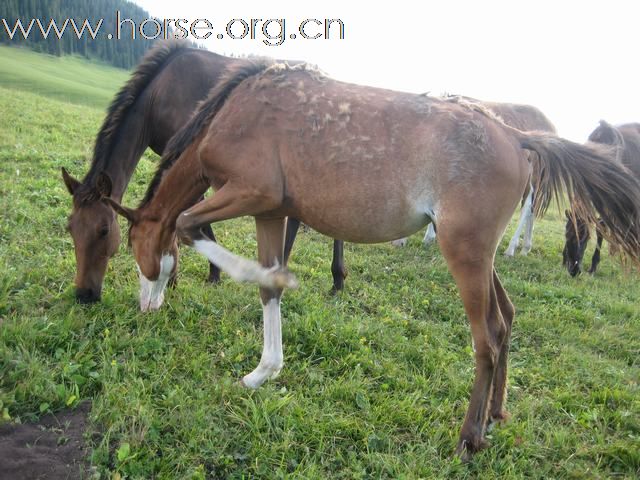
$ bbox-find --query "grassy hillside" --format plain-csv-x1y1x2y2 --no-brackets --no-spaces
0,52,639,479
0,45,129,108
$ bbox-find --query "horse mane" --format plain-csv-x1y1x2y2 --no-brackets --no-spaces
139,58,276,208
443,95,510,127
80,40,191,193
442,95,556,133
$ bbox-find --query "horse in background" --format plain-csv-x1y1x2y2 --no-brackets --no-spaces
393,97,556,255
563,121,640,276
101,61,640,458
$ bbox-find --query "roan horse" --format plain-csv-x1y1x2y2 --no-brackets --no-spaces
393,97,556,254
61,41,347,303
563,121,640,276
101,61,640,459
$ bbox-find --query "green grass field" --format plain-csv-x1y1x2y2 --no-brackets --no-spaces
0,46,639,479
0,45,129,109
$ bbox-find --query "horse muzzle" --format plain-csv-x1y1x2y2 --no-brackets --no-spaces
75,287,101,304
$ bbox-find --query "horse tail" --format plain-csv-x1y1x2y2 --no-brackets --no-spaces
518,131,640,262
140,58,274,206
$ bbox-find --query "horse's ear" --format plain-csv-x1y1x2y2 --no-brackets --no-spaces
95,172,113,198
565,209,571,219
598,119,612,130
102,197,139,224
61,167,81,195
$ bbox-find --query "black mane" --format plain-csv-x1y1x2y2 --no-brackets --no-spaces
79,40,190,198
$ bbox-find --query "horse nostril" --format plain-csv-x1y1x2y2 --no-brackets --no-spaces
75,288,101,304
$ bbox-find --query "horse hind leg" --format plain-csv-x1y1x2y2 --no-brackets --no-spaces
504,188,533,257
423,223,437,247
391,237,408,247
438,221,508,460
392,221,437,249
283,217,300,265
488,269,515,424
284,218,346,293
520,191,535,255
588,219,604,274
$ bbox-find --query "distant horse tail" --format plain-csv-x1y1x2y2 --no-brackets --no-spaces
517,131,640,262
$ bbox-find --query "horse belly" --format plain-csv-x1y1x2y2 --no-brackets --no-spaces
285,172,435,244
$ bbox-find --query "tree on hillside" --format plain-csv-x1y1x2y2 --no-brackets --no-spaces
0,0,197,69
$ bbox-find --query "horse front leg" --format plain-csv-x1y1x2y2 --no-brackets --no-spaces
176,184,297,290
588,219,604,274
200,222,222,283
331,240,347,293
241,216,287,388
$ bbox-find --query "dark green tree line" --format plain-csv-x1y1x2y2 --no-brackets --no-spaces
0,0,196,69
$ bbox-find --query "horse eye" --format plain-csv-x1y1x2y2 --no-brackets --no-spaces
98,226,109,237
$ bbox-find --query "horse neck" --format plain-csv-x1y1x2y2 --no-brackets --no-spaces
84,111,152,201
145,146,208,229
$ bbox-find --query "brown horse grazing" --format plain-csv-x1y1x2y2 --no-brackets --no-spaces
394,97,557,254
101,61,640,459
61,42,348,303
61,41,227,303
563,121,640,276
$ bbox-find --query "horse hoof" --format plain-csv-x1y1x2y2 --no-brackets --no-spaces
207,273,221,284
270,268,298,289
454,436,488,462
488,410,511,429
454,440,473,463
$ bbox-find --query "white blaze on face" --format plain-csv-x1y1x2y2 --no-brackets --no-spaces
137,253,175,312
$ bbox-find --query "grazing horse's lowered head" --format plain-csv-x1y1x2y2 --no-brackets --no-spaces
562,120,640,277
562,210,591,276
61,41,234,303
96,172,179,312
62,168,121,303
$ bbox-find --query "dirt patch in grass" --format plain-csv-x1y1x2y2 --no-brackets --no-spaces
0,402,91,480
